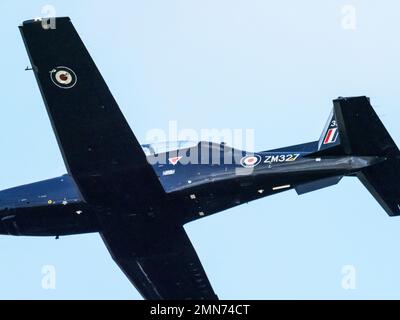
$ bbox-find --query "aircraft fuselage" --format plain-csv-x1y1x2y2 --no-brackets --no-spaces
0,143,383,237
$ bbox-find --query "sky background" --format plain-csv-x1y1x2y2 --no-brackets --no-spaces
0,0,400,299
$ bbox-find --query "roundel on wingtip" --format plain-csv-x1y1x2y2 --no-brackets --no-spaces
50,66,77,89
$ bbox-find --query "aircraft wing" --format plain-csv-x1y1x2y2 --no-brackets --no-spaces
19,18,164,207
101,223,218,300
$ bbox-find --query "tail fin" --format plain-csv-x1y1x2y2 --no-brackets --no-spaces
318,96,400,216
334,97,400,216
334,96,399,157
316,96,399,157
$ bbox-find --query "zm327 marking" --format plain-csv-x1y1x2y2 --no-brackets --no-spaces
263,153,301,164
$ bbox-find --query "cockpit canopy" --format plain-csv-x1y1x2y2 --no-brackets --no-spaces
141,140,234,156
141,141,199,156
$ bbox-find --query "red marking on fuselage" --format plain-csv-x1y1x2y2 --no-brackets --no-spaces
169,156,182,166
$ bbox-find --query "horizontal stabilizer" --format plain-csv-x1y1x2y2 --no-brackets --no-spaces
357,159,400,216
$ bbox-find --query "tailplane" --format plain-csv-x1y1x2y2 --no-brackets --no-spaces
335,97,400,216
317,96,400,216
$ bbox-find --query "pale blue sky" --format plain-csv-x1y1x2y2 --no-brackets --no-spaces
1,0,400,299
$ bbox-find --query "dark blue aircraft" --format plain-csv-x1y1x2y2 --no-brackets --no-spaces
3,17,399,300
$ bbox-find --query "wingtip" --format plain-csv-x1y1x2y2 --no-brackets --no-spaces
334,95,370,103
20,17,71,27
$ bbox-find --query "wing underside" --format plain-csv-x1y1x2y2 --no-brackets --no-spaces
101,223,218,300
19,18,164,206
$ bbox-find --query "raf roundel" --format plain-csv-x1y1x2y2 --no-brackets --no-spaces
50,66,77,89
240,155,262,168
